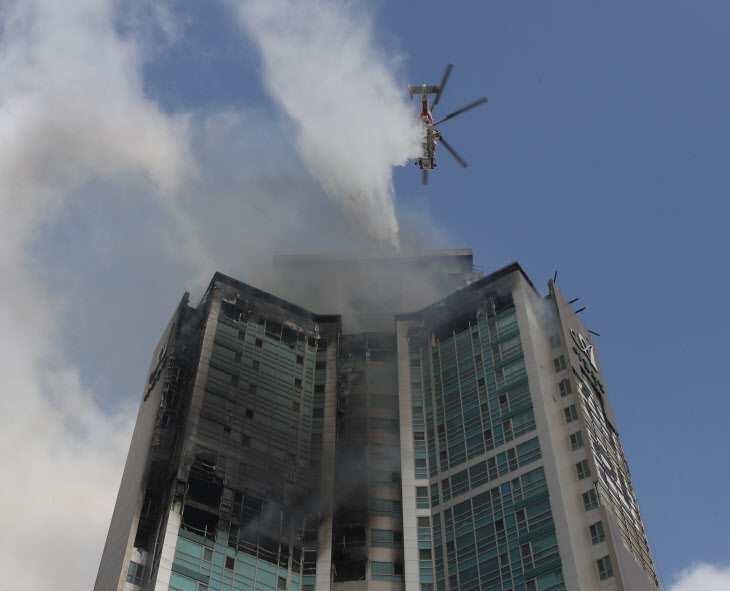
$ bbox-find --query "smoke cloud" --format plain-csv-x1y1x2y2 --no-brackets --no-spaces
233,0,424,248
0,1,206,588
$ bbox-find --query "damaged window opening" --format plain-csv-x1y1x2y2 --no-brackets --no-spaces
182,505,218,539
245,408,254,419
234,351,242,363
252,360,260,371
225,556,235,570
255,338,263,348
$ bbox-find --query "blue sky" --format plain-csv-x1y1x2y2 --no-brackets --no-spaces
0,1,727,589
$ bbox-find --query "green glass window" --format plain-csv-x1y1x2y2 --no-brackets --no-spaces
563,404,578,423
127,561,144,585
582,489,599,510
570,431,584,450
558,378,572,397
597,555,614,580
590,521,606,544
576,459,591,480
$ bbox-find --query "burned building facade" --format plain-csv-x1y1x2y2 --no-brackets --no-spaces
96,254,659,591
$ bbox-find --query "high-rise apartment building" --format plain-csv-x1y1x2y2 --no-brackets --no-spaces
95,253,659,591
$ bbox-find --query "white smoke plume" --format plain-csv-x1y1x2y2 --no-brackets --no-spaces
0,1,206,589
233,0,423,248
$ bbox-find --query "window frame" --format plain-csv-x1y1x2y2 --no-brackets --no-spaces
576,459,591,480
590,521,606,544
597,555,614,580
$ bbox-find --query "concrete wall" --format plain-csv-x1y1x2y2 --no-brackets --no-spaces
512,273,605,591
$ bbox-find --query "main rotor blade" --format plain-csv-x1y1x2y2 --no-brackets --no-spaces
432,63,453,109
434,97,487,126
422,170,429,185
439,136,468,168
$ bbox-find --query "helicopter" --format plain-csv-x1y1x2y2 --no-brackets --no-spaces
409,64,487,185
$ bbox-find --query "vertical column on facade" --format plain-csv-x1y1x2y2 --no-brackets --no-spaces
152,509,182,590
396,320,420,591
315,336,338,590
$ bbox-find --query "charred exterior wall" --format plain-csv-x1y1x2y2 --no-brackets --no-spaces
171,274,341,584
95,274,342,591
94,292,203,591
333,333,402,584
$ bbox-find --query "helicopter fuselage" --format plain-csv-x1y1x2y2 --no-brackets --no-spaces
418,87,438,170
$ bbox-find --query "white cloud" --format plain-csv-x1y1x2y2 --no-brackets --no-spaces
668,563,730,591
0,1,207,588
233,0,423,248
